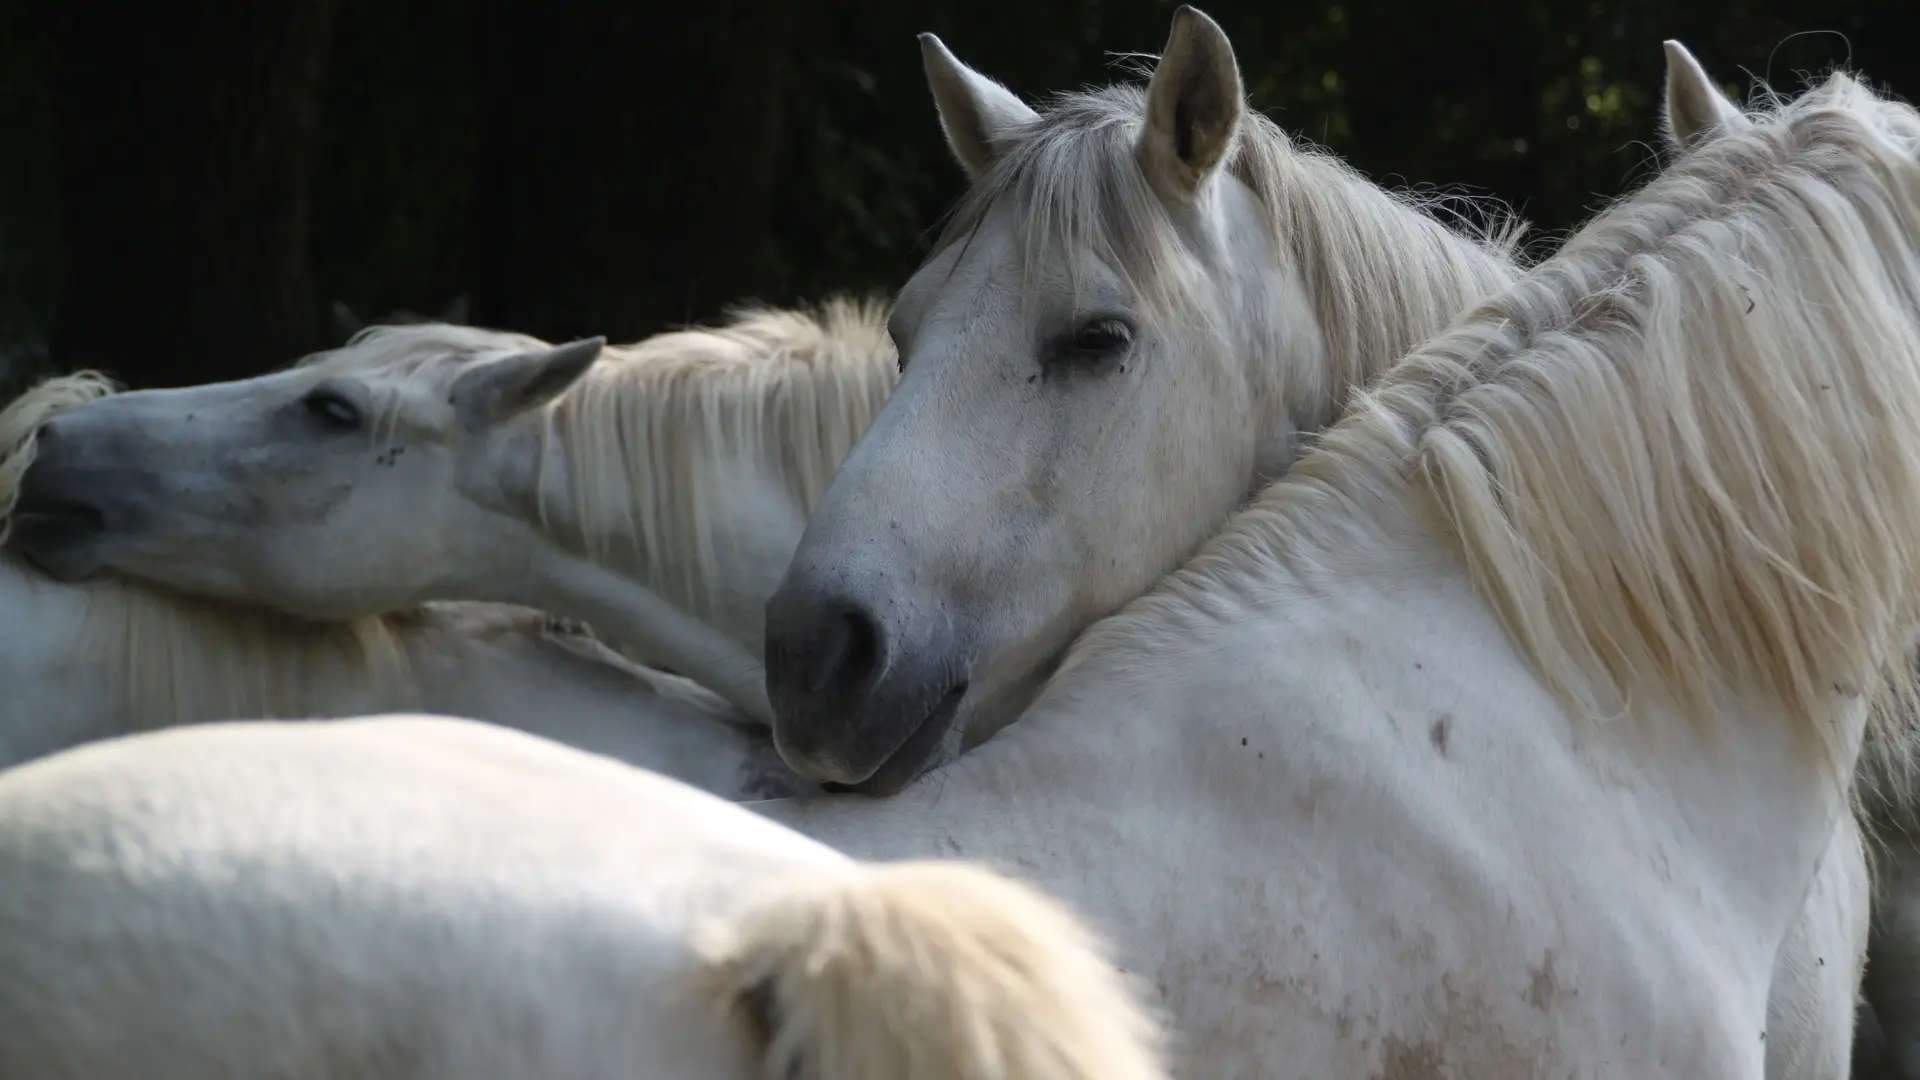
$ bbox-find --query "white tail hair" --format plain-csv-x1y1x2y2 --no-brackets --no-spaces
703,860,1169,1080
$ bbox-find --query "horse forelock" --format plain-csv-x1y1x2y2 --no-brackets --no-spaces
299,322,551,377
1131,69,1920,773
308,322,549,428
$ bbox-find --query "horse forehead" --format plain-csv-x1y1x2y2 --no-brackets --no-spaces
896,213,1016,320
912,231,1132,332
310,356,471,413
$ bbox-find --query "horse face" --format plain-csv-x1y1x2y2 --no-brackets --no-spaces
764,13,1294,792
9,340,598,619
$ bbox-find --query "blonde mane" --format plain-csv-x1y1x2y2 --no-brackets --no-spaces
933,81,1527,424
1112,71,1920,766
0,374,619,730
546,296,897,613
304,297,897,616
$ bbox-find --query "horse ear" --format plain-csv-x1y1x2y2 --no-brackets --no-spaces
919,33,1038,178
1662,40,1749,153
1137,6,1244,203
441,294,472,325
330,301,364,344
448,337,603,431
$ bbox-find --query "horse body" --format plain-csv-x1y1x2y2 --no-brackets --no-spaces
765,546,1836,1077
0,715,1167,1080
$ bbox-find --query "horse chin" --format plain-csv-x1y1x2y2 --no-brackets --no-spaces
826,682,968,797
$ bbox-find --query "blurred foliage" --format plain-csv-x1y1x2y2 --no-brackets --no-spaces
0,0,1911,381
309,0,486,330
0,0,59,390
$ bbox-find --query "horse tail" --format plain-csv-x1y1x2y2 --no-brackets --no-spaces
704,859,1170,1080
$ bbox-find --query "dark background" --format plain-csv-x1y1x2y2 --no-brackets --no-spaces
0,0,1912,394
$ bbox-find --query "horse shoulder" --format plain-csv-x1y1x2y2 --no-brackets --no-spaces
1029,557,1774,1075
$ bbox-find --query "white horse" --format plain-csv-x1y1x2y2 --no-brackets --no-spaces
0,715,1168,1080
763,13,1872,1079
763,16,1522,790
3,14,1879,1073
7,39,1919,1078
5,297,897,725
0,374,811,799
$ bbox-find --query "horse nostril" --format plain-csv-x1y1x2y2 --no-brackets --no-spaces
770,598,882,706
838,610,880,692
804,609,882,697
804,617,850,695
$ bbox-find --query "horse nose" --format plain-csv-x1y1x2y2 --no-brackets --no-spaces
802,609,883,696
765,592,889,718
29,413,65,451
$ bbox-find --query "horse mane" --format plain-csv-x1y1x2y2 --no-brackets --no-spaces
299,298,897,618
931,80,1526,426
545,295,897,615
33,567,721,738
303,320,554,377
0,373,634,729
1134,70,1920,765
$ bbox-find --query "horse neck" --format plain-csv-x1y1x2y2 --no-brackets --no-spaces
1233,139,1523,436
534,323,897,644
502,543,778,727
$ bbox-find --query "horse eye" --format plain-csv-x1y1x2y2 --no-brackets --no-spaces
1071,318,1133,356
303,388,363,432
